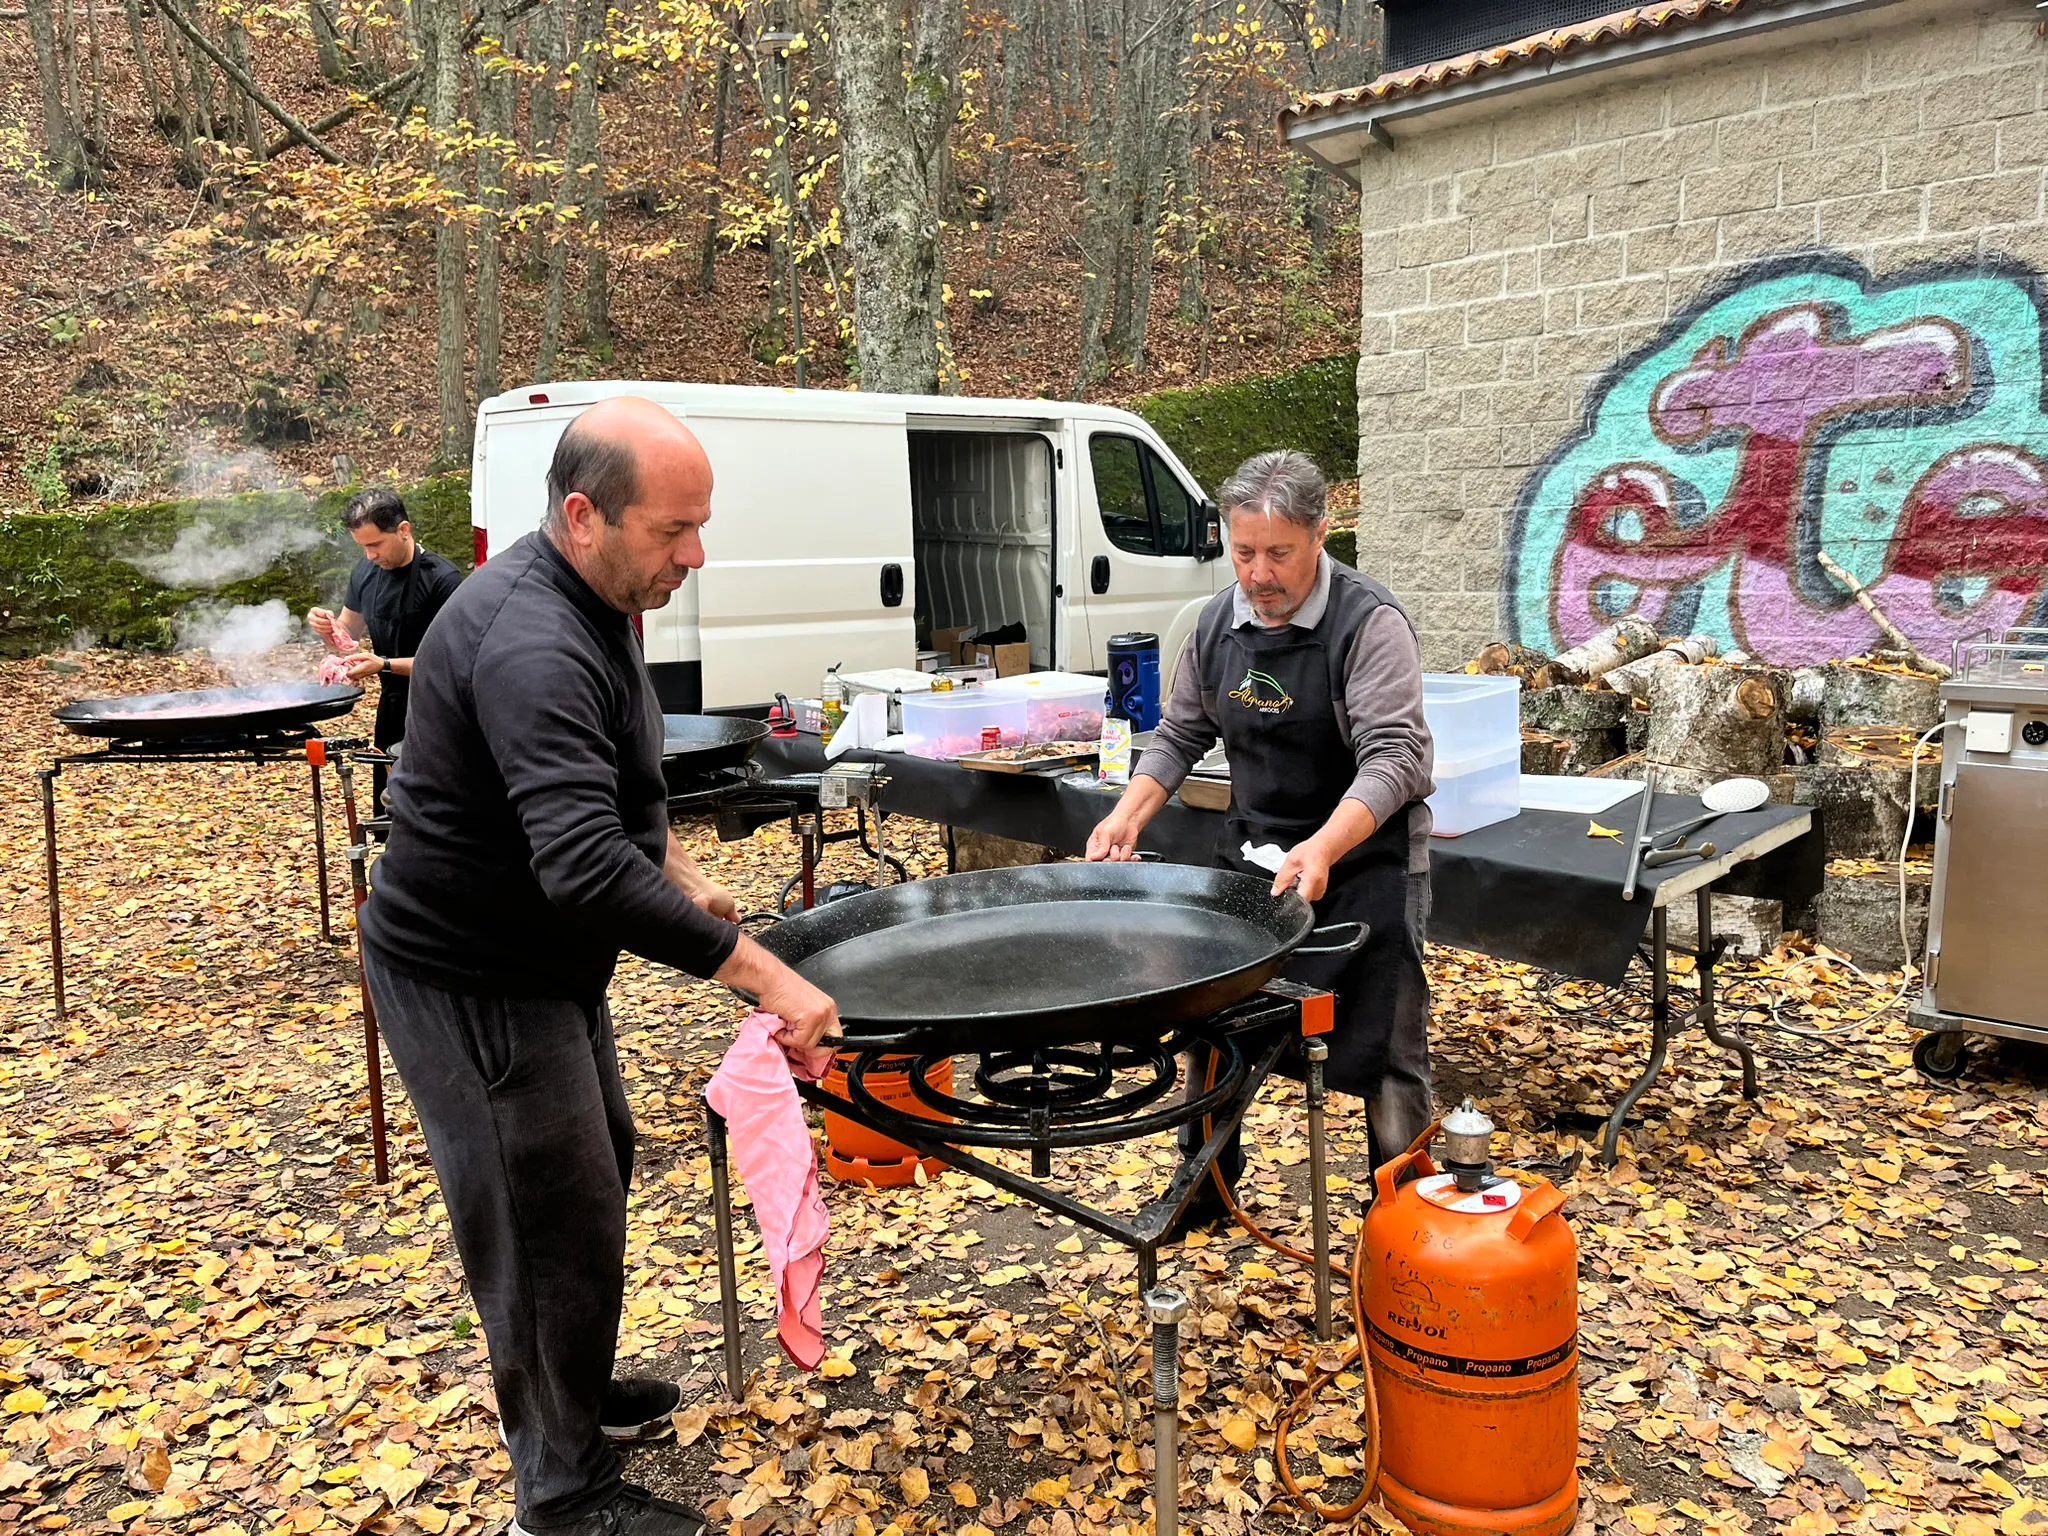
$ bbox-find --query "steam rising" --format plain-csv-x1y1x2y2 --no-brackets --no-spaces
132,518,327,589
174,599,296,657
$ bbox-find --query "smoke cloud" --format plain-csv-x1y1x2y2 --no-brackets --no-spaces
131,517,328,589
174,599,296,657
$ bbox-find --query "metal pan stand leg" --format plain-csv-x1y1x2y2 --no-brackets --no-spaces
1604,908,1673,1167
311,760,334,944
1305,1040,1333,1342
347,842,389,1184
1694,885,1759,1100
1148,1288,1189,1536
40,766,66,1021
708,1108,745,1400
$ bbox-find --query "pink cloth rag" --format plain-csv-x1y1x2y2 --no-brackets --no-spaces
704,1012,834,1371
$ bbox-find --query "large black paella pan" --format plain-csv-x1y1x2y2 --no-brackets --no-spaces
55,682,366,742
744,861,1364,1052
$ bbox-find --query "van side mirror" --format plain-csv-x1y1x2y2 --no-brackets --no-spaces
1196,499,1224,562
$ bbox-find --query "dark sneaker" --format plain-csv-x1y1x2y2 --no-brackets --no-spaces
512,1483,707,1536
600,1377,683,1442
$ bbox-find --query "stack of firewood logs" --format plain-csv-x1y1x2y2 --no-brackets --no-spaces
1472,616,1941,964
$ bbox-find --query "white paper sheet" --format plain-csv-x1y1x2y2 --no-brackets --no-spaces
1238,840,1288,874
824,692,889,760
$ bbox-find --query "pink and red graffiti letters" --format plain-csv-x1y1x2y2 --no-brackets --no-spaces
1505,254,2048,663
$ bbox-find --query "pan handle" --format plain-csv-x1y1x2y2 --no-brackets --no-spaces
1132,850,1164,863
1296,920,1369,955
739,910,785,927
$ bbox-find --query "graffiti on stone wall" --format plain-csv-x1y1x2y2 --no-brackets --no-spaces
1505,253,2048,664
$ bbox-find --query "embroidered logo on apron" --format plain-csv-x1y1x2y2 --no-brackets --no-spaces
1227,667,1294,714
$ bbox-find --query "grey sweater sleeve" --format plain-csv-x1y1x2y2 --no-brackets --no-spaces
1133,632,1216,794
1341,605,1435,828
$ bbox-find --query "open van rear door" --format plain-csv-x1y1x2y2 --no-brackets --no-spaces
682,397,917,708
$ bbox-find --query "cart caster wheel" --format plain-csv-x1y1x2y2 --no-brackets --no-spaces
1913,1031,1968,1083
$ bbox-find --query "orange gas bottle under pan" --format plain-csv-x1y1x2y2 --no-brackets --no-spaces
1361,1106,1580,1536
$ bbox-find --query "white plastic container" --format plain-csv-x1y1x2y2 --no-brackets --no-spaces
898,689,1028,759
987,672,1107,744
1422,674,1521,836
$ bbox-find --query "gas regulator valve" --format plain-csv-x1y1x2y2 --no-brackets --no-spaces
1441,1097,1497,1193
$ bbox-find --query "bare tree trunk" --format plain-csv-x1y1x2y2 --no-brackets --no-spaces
310,1,351,82
539,0,602,379
186,8,219,144
695,23,734,294
59,0,83,141
568,0,608,352
85,0,107,155
829,0,942,393
429,0,471,462
1104,0,1158,364
975,0,1027,299
158,13,200,176
28,0,87,187
121,0,163,130
1123,51,1174,374
1071,0,1118,390
474,0,514,405
1173,7,1206,324
222,15,264,156
910,0,962,390
524,1,564,277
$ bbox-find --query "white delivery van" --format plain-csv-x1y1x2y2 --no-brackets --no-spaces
469,381,1228,712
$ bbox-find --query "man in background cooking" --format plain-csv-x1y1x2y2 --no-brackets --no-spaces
1086,448,1435,1207
307,487,463,806
360,398,841,1536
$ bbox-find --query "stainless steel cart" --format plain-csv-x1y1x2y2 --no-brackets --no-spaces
1910,628,2048,1080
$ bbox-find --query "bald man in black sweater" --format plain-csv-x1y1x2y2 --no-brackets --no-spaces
363,398,838,1536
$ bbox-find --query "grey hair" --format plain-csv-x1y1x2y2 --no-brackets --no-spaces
545,414,642,533
1217,449,1328,527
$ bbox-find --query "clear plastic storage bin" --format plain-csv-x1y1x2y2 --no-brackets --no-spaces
898,689,1029,759
987,672,1107,744
1422,674,1521,836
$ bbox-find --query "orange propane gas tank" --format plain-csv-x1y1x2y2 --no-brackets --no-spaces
821,1054,953,1188
1363,1101,1579,1536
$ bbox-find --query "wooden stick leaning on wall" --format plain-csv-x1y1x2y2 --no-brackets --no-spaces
1814,550,1952,679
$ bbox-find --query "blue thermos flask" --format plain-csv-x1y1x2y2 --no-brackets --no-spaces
1107,631,1162,731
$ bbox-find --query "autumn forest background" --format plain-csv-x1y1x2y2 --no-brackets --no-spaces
5,0,1374,512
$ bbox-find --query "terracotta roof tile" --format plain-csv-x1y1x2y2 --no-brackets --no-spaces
1283,0,1775,127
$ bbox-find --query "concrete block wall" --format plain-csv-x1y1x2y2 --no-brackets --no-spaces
1351,1,2048,669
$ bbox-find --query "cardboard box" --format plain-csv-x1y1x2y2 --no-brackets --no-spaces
968,641,1031,677
931,627,972,665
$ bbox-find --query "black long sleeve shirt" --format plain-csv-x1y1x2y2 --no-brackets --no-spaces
361,532,739,1001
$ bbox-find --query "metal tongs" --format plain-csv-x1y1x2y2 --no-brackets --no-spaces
1620,771,1717,901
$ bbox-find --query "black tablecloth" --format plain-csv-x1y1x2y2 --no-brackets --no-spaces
748,737,1820,985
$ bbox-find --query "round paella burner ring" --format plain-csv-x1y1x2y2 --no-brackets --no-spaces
842,1024,1248,1160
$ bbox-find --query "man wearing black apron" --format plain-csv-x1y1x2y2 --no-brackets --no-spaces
1087,449,1435,1212
309,488,464,808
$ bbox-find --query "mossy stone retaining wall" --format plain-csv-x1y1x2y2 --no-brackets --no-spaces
0,476,472,657
4,355,1359,655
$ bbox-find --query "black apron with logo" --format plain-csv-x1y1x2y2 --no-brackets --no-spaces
1209,618,1419,1100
